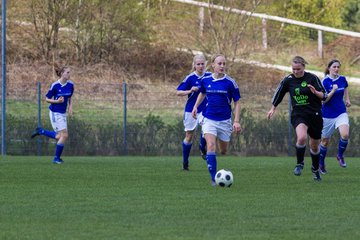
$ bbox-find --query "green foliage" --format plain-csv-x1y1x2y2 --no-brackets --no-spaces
341,0,360,30
264,0,346,43
7,111,360,156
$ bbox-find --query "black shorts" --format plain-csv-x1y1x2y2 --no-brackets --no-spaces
291,112,323,140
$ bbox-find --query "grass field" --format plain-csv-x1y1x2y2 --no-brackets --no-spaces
1,155,360,240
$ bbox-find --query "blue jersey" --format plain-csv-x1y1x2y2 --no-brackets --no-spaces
46,80,74,114
177,71,211,113
322,75,348,118
200,74,241,121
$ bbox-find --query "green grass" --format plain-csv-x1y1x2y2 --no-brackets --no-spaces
1,156,360,240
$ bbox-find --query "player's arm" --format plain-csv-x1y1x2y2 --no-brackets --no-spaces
308,75,327,100
268,78,287,120
233,100,242,133
322,84,338,103
68,97,73,115
46,96,64,104
191,92,205,119
176,86,199,96
344,87,351,107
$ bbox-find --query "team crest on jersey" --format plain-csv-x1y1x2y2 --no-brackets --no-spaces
301,81,307,87
208,84,211,88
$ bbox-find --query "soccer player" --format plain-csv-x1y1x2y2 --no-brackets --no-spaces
31,65,74,164
319,59,351,174
176,54,211,170
191,54,242,186
267,56,326,181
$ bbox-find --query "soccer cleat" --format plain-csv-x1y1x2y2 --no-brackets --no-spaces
31,127,42,139
53,158,64,164
183,163,189,171
293,164,304,176
312,168,322,182
337,155,347,168
211,180,216,187
319,164,327,174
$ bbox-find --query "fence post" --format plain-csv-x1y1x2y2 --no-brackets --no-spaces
1,0,7,156
123,82,127,155
37,81,42,156
318,30,323,58
199,7,204,37
288,95,293,156
262,18,267,50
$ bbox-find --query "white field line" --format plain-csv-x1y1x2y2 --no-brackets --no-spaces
179,48,360,84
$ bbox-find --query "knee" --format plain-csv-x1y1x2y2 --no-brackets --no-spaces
206,141,216,152
321,139,330,147
59,132,69,141
296,137,307,146
341,133,349,140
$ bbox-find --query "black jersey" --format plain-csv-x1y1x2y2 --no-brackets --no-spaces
272,72,325,115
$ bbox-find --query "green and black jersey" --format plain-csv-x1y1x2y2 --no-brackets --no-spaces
271,72,326,115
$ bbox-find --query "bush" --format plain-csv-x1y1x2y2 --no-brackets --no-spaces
5,112,360,156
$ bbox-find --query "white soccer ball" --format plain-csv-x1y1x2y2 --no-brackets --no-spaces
215,169,233,187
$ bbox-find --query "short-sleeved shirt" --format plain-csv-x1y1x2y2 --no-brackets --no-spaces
199,74,241,121
177,71,211,113
271,72,325,117
322,75,348,118
46,80,74,114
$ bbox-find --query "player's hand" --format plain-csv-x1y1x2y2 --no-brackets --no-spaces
191,108,198,119
267,106,276,120
57,96,64,103
307,84,316,94
233,122,242,134
332,84,338,91
346,101,351,107
191,86,199,92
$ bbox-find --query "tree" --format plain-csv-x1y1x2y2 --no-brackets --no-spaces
341,0,360,31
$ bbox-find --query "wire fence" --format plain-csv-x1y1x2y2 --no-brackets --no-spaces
2,80,360,157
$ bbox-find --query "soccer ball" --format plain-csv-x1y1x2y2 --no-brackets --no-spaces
215,169,233,187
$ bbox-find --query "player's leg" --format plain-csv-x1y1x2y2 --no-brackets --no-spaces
309,137,321,181
319,138,330,174
204,133,217,186
182,130,194,170
197,112,207,160
319,117,335,174
202,118,218,185
337,124,349,168
293,123,308,176
308,115,323,181
336,113,350,168
182,112,196,170
50,112,68,164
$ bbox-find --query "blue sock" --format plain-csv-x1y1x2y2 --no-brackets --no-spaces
40,128,56,139
182,140,192,167
338,138,348,157
319,144,327,166
199,135,206,153
206,152,217,182
55,144,64,159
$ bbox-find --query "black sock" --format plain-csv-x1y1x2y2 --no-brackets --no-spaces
310,151,320,171
296,145,306,165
